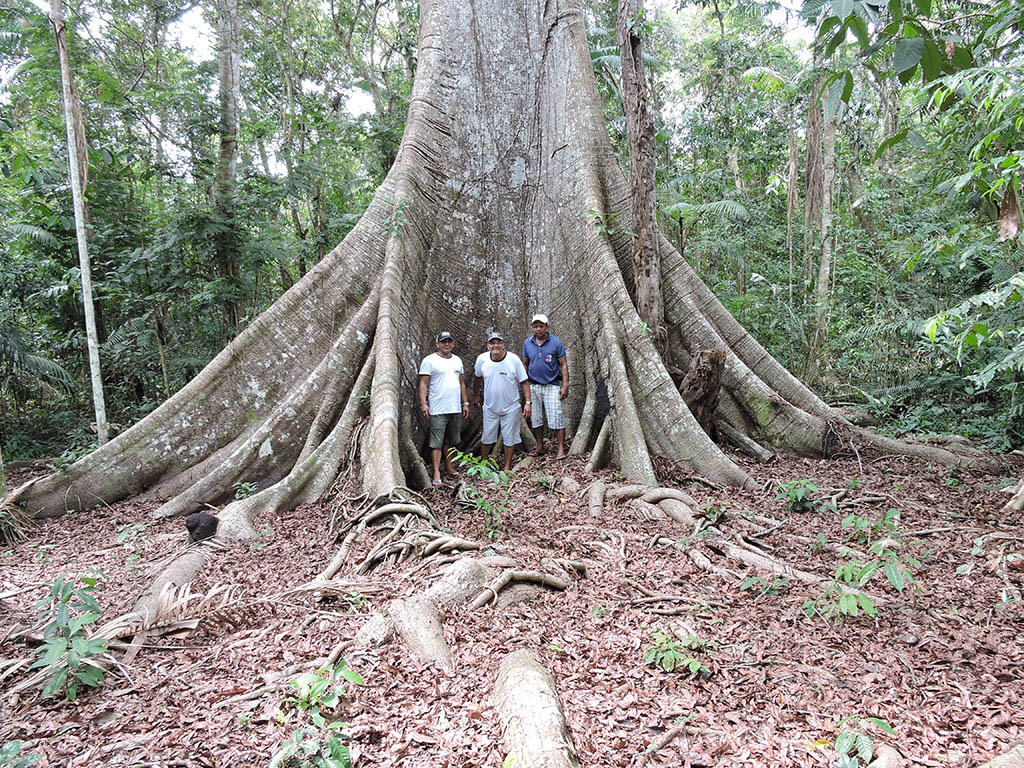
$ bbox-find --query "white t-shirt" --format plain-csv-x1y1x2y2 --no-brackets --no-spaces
418,353,464,415
474,352,528,415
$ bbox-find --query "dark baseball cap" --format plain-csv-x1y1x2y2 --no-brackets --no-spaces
487,330,505,342
436,332,454,342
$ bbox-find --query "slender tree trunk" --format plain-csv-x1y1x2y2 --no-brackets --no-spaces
0,441,6,497
50,0,108,446
214,0,243,337
805,113,836,385
617,0,663,337
786,106,799,304
803,73,824,289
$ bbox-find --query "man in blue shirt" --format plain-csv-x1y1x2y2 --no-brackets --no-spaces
521,313,569,458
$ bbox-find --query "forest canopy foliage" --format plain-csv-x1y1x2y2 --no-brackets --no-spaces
0,0,1021,460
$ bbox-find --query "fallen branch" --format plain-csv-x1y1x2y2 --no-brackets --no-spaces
635,723,695,768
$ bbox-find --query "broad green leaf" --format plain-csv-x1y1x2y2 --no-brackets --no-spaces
866,716,897,736
912,0,931,16
848,16,869,48
831,0,853,19
921,38,942,82
503,753,517,768
894,38,925,73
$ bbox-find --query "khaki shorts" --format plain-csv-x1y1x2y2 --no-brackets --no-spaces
428,413,463,449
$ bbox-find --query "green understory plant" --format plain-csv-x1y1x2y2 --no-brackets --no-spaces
270,660,365,768
841,508,901,544
0,741,41,768
776,478,834,514
802,561,878,622
453,450,512,540
739,574,790,597
643,629,714,677
31,575,109,700
833,715,896,768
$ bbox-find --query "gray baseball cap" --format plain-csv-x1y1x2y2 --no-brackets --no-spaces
436,331,454,342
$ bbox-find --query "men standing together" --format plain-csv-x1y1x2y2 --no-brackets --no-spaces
521,313,569,459
418,314,568,483
418,332,470,487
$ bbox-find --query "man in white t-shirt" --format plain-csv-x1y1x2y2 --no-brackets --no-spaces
418,331,470,486
473,331,531,472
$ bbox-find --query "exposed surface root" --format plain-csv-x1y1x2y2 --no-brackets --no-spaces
493,649,581,768
470,570,569,610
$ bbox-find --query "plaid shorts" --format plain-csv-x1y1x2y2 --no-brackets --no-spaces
529,383,564,430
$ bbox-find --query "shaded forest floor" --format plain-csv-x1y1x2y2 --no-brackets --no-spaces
1,448,1022,767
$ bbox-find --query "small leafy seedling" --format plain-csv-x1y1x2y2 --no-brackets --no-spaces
453,450,512,540
833,715,896,768
270,660,365,768
776,478,830,513
31,575,109,700
0,741,41,768
740,574,790,597
233,481,257,500
643,630,713,677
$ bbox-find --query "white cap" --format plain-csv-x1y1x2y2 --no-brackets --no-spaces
531,313,549,325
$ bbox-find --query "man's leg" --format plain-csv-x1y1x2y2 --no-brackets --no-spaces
501,408,521,472
531,426,545,456
480,408,498,465
430,449,443,484
428,414,446,485
555,428,566,459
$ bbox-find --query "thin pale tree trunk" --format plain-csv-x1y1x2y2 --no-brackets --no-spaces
617,0,663,337
214,0,242,336
50,0,108,446
805,112,836,385
803,73,824,288
0,442,6,497
786,106,799,303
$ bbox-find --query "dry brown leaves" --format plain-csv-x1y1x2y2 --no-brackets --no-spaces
1,451,1022,767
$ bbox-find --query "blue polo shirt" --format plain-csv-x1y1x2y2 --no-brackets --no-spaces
522,334,567,385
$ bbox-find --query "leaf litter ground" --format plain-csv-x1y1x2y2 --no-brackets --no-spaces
1,450,1022,767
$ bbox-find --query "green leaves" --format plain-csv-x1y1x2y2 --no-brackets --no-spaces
31,574,108,700
893,38,925,74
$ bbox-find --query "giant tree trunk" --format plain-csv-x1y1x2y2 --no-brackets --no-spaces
14,0,971,532
50,0,108,446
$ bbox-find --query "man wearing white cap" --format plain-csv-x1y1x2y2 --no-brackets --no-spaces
521,313,569,458
418,331,470,486
473,331,531,472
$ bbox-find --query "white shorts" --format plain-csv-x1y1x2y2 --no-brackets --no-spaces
481,407,522,446
529,383,564,430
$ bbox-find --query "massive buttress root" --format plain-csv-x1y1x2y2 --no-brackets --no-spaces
10,0,971,530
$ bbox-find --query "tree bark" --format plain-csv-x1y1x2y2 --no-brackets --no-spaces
805,111,836,385
50,0,109,446
786,106,799,302
803,72,824,288
617,0,663,337
14,0,975,526
214,0,243,337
